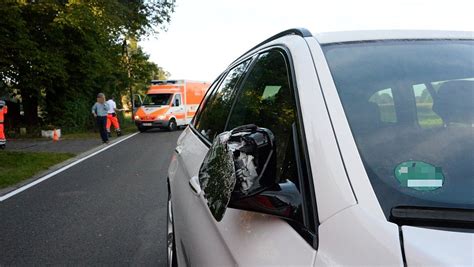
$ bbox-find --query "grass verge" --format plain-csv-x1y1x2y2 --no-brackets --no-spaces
0,151,74,189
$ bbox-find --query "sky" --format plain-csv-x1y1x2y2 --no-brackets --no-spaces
140,0,474,82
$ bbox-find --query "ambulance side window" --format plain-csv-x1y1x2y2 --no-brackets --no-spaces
173,94,182,107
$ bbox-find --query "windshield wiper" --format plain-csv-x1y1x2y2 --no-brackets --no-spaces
390,206,474,229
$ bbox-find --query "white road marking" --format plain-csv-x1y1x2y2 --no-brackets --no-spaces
0,132,140,202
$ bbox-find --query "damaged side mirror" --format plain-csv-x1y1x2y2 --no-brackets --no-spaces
199,124,301,222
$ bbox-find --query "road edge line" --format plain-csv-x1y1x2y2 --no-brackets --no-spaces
0,132,140,202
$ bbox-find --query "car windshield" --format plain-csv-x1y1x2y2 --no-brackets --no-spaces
142,93,172,106
322,40,474,219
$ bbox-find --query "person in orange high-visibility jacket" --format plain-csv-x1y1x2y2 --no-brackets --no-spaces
106,97,123,137
0,100,8,148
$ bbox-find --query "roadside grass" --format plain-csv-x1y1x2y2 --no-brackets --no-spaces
0,151,74,189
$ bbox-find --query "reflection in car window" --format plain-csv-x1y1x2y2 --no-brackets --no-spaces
369,88,396,123
323,40,474,220
194,60,250,141
413,83,443,128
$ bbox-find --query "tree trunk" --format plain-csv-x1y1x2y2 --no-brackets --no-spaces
21,91,39,126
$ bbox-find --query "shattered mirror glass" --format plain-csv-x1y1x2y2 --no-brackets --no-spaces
199,125,275,221
199,131,236,221
229,126,275,198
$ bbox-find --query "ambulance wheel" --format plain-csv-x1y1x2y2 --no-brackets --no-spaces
138,126,148,133
0,144,5,150
168,120,177,131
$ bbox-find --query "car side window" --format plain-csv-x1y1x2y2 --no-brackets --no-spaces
194,60,251,141
226,50,308,226
227,50,296,182
192,74,224,125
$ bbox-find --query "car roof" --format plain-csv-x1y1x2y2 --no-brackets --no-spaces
228,28,473,70
314,30,474,44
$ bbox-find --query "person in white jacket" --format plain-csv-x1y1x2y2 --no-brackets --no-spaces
106,96,124,137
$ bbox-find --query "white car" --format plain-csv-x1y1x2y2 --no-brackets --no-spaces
167,29,473,266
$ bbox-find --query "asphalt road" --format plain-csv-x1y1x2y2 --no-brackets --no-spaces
0,130,181,266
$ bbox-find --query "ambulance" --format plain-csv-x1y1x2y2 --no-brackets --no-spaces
134,80,210,132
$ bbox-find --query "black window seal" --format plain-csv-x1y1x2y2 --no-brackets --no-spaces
281,46,320,249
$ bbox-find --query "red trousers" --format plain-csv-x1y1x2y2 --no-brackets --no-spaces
0,123,4,140
106,113,120,131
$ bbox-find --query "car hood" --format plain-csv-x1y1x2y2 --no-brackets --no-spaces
402,226,473,266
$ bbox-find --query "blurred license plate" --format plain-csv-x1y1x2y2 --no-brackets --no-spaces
142,123,152,126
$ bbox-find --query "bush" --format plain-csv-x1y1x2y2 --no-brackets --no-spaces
55,97,95,133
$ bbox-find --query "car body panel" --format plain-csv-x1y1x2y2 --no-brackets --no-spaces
215,208,316,266
306,37,387,221
402,226,474,266
169,127,236,266
279,35,357,223
315,205,403,266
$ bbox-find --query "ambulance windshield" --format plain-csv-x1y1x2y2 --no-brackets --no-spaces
142,94,172,106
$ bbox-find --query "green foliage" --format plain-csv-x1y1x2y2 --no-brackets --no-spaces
0,151,74,189
57,98,95,132
0,0,174,132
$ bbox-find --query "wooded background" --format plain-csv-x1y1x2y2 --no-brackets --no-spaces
0,0,175,133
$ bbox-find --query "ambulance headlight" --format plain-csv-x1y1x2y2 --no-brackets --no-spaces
157,115,166,120
134,115,141,121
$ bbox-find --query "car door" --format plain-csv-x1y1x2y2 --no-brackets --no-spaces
169,60,252,266
208,48,317,265
171,45,318,265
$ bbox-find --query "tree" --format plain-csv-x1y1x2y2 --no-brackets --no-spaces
0,0,175,132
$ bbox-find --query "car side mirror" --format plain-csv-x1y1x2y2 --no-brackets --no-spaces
228,124,276,198
134,101,141,108
199,124,301,222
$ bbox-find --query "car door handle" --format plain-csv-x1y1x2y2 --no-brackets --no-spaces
175,145,183,155
189,176,201,195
